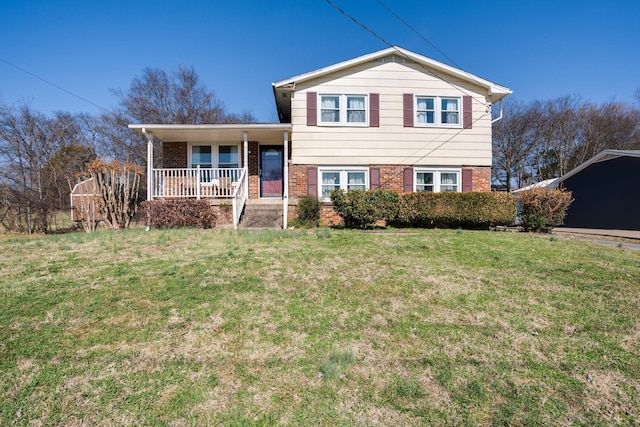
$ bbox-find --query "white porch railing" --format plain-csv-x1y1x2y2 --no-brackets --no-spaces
151,167,244,199
231,168,248,229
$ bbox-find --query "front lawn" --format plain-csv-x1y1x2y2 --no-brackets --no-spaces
1,228,639,425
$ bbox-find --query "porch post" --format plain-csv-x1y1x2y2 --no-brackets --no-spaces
283,131,289,229
243,131,249,198
142,128,154,201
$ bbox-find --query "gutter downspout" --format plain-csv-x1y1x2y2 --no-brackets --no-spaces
491,99,504,124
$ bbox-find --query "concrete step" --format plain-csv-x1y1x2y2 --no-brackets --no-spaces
240,204,283,228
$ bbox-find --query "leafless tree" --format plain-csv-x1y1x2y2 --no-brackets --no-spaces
492,99,538,191
116,65,226,124
0,102,95,231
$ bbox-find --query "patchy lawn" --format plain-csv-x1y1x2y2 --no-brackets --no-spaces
1,228,639,425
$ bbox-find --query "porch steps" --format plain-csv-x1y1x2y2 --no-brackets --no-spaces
240,200,283,229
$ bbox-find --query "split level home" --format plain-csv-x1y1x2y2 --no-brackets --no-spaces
129,46,512,228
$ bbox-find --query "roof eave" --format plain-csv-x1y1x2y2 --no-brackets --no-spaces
272,46,512,102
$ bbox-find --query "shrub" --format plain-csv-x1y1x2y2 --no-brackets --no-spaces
294,196,321,227
395,192,517,229
141,199,216,229
330,189,399,229
517,187,573,233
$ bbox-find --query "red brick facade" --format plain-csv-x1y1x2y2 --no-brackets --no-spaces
286,163,491,225
158,143,491,226
463,166,491,192
163,142,187,168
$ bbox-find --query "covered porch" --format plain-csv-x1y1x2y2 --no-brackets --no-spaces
129,123,292,228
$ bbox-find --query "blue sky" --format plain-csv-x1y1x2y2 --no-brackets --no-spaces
1,0,639,122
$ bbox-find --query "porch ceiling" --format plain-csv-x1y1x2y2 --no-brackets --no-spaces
128,123,292,143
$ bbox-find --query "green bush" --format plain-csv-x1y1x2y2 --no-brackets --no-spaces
294,196,321,227
141,199,216,229
395,192,517,229
517,187,573,233
330,189,399,229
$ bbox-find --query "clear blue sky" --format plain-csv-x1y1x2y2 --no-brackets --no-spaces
1,0,639,122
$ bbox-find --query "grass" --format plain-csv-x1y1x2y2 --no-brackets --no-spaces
1,227,639,425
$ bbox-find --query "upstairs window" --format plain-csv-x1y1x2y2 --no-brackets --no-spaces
319,94,368,125
415,96,461,127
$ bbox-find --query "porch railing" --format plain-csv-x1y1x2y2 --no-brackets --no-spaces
231,168,248,229
151,167,244,199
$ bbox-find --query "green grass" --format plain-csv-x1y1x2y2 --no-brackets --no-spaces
1,227,639,425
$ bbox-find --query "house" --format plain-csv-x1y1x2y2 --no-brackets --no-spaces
549,150,640,230
129,46,511,228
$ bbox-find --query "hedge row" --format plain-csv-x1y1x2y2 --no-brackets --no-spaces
330,190,516,229
141,199,216,229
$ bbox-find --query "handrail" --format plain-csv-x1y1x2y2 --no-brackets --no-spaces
232,168,248,229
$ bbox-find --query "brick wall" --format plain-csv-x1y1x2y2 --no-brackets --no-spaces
289,163,316,198
376,165,406,192
286,164,491,225
163,142,187,168
463,166,491,192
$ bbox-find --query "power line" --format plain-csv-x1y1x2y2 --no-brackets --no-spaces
324,0,489,107
0,57,110,113
373,0,462,70
324,0,394,47
324,0,495,188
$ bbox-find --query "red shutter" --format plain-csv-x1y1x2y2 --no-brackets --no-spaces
463,96,472,129
462,168,473,192
403,167,414,193
307,167,318,196
403,93,414,127
370,93,379,127
370,167,380,190
307,92,317,126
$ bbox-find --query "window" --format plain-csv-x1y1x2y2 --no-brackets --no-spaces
319,168,368,199
191,146,212,168
416,97,435,124
218,145,239,168
415,96,461,127
415,169,460,192
189,144,240,168
319,94,368,125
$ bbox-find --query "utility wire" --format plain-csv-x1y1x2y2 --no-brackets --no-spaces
325,0,395,47
324,0,494,187
325,0,498,191
373,0,462,70
0,57,110,113
324,0,489,107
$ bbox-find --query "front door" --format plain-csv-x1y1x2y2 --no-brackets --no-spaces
259,146,283,197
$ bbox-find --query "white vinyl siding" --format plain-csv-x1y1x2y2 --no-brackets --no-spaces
415,168,461,192
291,60,492,166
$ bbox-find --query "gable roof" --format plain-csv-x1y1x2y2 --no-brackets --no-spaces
549,150,640,189
272,46,512,122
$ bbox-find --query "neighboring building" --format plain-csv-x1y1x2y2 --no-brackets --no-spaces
129,46,512,228
550,150,640,230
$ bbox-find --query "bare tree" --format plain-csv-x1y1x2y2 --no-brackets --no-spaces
117,65,226,124
0,102,95,231
530,96,583,180
575,102,640,165
492,99,538,191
